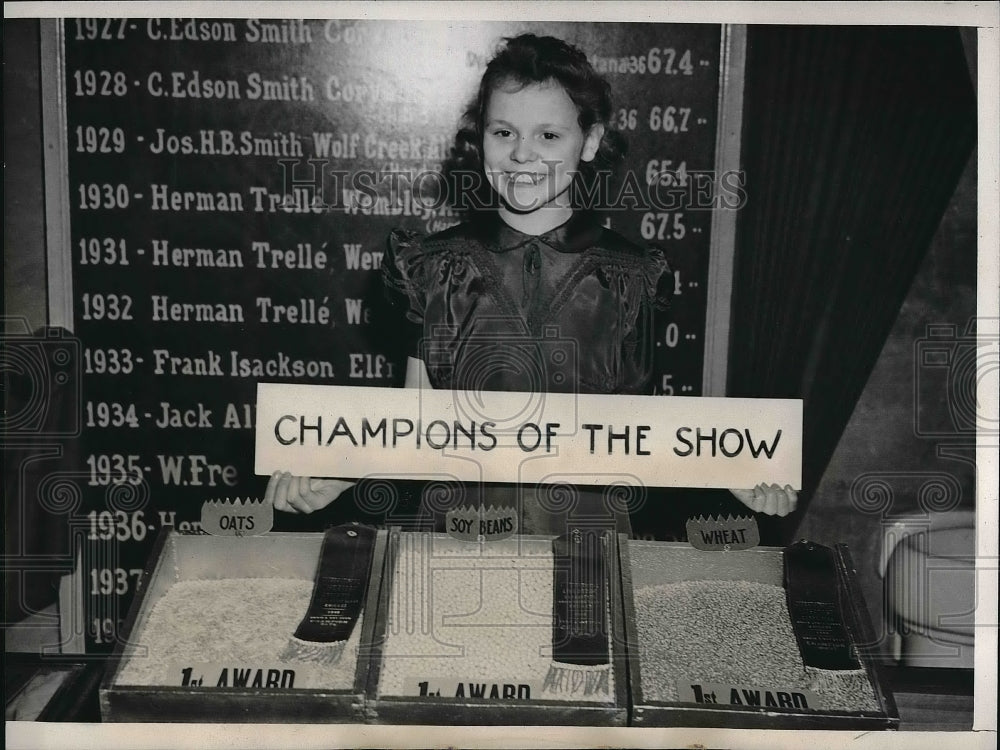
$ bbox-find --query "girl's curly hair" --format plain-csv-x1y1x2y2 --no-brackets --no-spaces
442,33,627,215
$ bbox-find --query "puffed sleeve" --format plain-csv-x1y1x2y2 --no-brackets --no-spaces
620,247,674,394
644,245,674,311
382,228,427,322
382,228,428,358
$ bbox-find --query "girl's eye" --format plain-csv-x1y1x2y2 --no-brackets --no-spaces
542,132,560,140
493,129,512,138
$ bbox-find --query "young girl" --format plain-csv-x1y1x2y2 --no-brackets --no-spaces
266,33,796,532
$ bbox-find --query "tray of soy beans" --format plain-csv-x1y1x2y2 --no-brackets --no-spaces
619,537,899,729
101,528,387,723
364,528,628,725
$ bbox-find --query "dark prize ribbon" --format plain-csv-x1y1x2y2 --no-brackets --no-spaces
551,528,609,666
542,528,613,698
280,523,377,665
783,540,861,671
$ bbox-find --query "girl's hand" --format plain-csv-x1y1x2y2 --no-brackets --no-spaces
265,471,354,514
728,483,798,517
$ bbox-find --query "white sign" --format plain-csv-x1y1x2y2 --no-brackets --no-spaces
254,384,802,490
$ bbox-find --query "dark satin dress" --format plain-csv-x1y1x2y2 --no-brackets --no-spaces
383,210,673,396
379,211,675,535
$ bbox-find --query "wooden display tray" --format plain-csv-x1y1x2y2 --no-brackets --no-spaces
618,537,900,729
100,529,387,723
363,528,629,726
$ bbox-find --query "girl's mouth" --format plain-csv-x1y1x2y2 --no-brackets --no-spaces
507,172,546,185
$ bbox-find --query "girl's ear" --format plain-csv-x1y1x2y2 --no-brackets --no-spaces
580,123,605,162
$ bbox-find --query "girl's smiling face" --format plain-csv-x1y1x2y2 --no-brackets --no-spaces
483,80,603,226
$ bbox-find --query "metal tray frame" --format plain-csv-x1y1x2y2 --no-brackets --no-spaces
100,528,387,723
363,528,628,726
618,536,900,729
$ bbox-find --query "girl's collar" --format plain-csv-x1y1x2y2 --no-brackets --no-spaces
479,211,603,254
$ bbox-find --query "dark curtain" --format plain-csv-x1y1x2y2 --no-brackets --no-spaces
3,328,80,626
730,27,976,540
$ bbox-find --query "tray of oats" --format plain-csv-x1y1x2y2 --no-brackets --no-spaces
619,537,899,729
364,529,627,726
101,529,386,723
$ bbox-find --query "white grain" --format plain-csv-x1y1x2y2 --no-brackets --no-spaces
634,580,879,712
115,578,362,690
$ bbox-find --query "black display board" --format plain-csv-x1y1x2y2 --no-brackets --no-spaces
56,18,727,651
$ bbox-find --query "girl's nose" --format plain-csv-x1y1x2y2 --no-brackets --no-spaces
511,136,536,163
